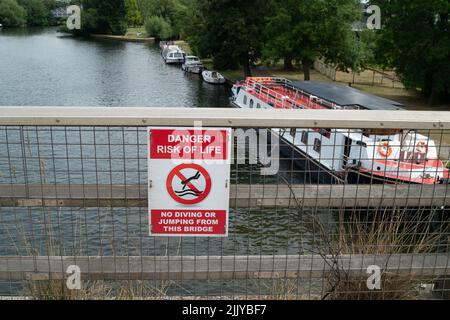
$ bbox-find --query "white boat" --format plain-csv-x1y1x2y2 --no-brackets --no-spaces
159,40,174,51
231,77,449,185
202,70,226,84
161,44,185,64
182,56,204,74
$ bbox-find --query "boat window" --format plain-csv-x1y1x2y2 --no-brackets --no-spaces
356,141,367,148
319,128,331,139
243,95,247,105
301,131,308,144
250,99,254,108
313,138,321,153
290,128,296,138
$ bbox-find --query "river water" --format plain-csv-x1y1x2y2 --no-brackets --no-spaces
0,28,325,297
0,28,231,107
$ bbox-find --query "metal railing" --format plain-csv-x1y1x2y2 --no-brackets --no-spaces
0,107,449,300
314,60,404,89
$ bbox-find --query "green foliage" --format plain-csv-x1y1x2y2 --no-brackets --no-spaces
184,0,270,76
125,0,142,26
371,0,450,102
80,0,128,35
18,0,50,26
263,0,361,79
0,0,27,26
144,15,172,39
183,0,363,78
139,0,188,39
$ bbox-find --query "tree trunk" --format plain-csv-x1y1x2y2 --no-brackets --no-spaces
242,57,252,77
283,56,294,71
302,58,312,81
428,89,439,106
423,72,434,103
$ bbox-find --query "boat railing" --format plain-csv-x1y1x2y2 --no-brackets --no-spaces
245,77,331,110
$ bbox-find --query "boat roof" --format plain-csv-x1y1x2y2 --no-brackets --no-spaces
165,45,182,51
291,81,404,111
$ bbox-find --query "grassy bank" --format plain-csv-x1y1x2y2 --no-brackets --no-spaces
89,27,154,43
126,27,148,38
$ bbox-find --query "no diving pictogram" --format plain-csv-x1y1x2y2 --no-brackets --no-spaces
166,163,212,205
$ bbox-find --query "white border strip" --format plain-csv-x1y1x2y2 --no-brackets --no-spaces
0,107,450,129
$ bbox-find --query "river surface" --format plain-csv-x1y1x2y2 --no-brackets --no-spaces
0,28,231,107
0,28,326,297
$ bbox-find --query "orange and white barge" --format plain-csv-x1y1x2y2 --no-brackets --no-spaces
231,77,449,184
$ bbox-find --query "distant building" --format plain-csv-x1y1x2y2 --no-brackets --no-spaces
52,7,68,19
351,21,365,32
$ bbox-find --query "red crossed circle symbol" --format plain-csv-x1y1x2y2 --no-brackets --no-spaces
166,163,212,205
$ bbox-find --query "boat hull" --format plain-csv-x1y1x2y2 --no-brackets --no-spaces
164,58,184,64
279,134,427,185
204,79,226,85
278,135,345,184
202,71,226,84
182,65,204,74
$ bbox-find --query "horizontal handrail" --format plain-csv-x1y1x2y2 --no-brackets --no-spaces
0,107,450,129
1,254,449,280
1,184,449,208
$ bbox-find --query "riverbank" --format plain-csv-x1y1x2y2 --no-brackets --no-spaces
89,34,155,43
72,27,155,43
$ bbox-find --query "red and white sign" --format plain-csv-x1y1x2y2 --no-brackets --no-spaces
148,127,231,237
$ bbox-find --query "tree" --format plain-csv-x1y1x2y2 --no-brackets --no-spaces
0,0,27,27
145,15,172,39
81,0,128,35
125,0,142,26
18,0,50,26
263,0,362,80
139,0,187,39
371,0,450,103
184,0,270,76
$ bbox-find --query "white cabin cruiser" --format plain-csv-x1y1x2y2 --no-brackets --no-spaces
161,44,185,64
231,77,449,185
182,56,204,74
202,70,226,84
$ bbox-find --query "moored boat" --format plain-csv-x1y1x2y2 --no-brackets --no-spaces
202,70,226,84
161,44,185,64
231,77,449,185
182,56,204,74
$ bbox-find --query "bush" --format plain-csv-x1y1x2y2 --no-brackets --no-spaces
79,0,128,35
0,0,27,27
19,0,50,26
144,15,173,40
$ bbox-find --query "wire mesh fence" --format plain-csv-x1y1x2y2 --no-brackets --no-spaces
314,60,404,89
0,108,449,300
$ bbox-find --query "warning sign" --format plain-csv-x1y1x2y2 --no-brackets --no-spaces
151,210,227,235
166,163,211,205
148,127,231,237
